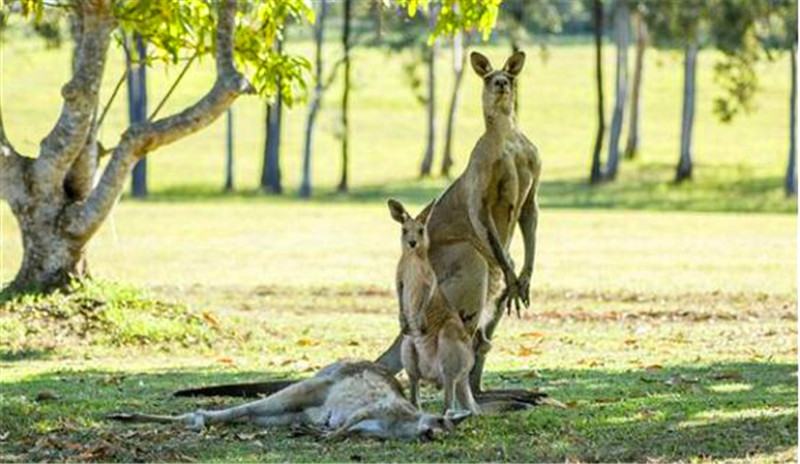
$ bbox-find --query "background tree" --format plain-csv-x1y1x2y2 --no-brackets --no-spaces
624,2,647,160
603,0,630,181
299,0,329,199
589,0,606,184
0,0,311,292
262,41,284,194
224,108,234,191
418,3,441,178
337,0,353,193
440,28,467,177
126,34,147,198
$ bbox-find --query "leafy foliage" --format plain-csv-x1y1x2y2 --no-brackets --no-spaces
7,0,314,105
398,0,503,42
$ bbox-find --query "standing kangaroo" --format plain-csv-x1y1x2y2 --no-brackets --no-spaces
388,199,481,416
108,360,470,441
378,51,542,399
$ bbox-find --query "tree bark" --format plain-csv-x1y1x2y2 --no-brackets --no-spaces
3,0,252,292
786,43,797,197
603,0,629,181
589,0,606,185
676,43,698,184
419,43,438,176
224,108,234,191
624,8,646,160
441,30,466,178
261,41,283,194
300,0,328,199
337,0,353,193
127,34,148,198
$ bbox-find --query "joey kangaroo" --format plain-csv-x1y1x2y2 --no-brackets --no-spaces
378,51,543,400
108,360,470,441
388,199,481,416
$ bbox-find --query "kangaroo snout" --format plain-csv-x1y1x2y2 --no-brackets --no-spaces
408,240,417,248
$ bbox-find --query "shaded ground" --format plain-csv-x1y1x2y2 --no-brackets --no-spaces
0,284,796,463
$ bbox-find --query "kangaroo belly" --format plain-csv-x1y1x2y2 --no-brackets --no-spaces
428,242,488,333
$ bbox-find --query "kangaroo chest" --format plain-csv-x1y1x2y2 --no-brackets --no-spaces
493,132,536,245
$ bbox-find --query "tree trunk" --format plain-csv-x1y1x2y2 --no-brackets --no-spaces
589,0,606,185
786,43,797,197
603,0,629,181
127,34,147,198
9,196,88,292
224,108,234,191
419,34,438,176
300,0,328,199
261,43,283,194
441,30,466,178
676,43,698,184
624,9,646,160
337,0,353,193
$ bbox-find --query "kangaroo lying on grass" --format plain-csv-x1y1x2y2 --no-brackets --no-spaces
388,199,481,416
108,360,470,441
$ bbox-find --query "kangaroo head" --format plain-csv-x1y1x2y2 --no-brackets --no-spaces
413,411,472,441
470,51,525,120
388,199,432,254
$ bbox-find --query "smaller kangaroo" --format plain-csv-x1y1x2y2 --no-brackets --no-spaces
107,360,470,441
388,199,481,416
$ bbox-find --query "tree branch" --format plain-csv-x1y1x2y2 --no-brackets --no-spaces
0,79,29,206
64,0,252,238
31,0,115,194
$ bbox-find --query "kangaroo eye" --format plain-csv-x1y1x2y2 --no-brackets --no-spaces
402,228,407,235
418,228,424,235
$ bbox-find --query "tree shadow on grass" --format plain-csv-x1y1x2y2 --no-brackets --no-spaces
0,361,795,462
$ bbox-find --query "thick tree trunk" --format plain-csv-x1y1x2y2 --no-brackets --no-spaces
337,0,353,193
676,43,698,184
127,34,147,198
419,37,438,177
9,195,88,292
624,9,646,160
603,0,629,181
300,0,328,199
224,108,234,191
261,42,283,194
786,44,797,197
589,0,606,185
441,30,466,178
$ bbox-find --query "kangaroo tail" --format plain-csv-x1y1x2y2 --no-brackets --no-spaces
173,379,298,398
105,412,185,424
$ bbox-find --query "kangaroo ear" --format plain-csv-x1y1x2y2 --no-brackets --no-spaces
415,202,434,226
443,410,473,428
470,51,493,77
503,51,526,77
388,199,409,224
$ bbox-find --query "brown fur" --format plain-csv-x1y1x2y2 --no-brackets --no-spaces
377,51,542,395
388,200,481,415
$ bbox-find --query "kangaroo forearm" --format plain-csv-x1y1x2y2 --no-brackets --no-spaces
518,194,539,274
484,211,515,276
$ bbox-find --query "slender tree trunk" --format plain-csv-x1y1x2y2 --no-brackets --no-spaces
624,9,646,160
508,4,524,116
419,14,439,178
372,0,383,42
224,108,234,191
786,43,797,197
441,30,466,178
603,0,629,181
589,0,606,185
262,42,283,194
676,43,698,183
127,34,147,198
337,0,353,193
300,0,328,199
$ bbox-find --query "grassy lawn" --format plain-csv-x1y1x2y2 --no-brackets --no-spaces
0,24,797,464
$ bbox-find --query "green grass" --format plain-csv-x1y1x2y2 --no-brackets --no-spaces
0,202,797,462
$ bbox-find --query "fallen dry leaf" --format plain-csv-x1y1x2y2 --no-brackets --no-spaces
297,338,320,347
644,364,663,372
218,357,235,366
522,331,547,338
201,311,219,327
624,339,637,346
